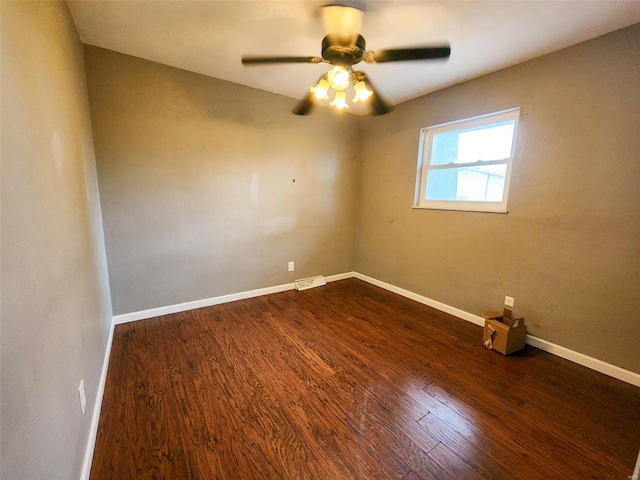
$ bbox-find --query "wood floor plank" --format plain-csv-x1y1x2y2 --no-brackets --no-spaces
220,308,405,478
91,278,640,479
426,441,491,480
421,380,628,478
91,387,155,479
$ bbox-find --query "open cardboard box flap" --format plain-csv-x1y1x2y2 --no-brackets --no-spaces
482,308,527,355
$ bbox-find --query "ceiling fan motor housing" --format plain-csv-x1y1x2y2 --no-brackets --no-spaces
321,34,366,66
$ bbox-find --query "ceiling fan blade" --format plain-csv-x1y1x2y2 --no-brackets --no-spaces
365,46,450,63
293,92,315,116
369,91,391,117
358,73,391,116
242,55,323,65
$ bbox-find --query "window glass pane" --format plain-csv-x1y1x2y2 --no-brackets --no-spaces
425,164,507,202
430,121,515,165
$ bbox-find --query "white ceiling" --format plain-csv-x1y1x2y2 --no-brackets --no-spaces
67,1,640,114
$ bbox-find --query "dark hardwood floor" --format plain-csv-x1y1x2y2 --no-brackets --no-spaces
90,278,640,479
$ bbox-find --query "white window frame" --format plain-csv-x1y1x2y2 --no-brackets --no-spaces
414,108,520,213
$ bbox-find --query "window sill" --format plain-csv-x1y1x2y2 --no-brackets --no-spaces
412,204,508,214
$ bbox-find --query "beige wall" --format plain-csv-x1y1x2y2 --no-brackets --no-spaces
1,2,112,479
1,7,636,479
356,24,640,374
86,25,640,373
84,47,359,315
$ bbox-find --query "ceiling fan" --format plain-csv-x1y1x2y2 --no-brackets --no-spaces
241,4,451,116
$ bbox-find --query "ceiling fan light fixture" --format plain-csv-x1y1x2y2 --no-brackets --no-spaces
310,78,330,101
327,65,350,91
242,3,451,117
330,90,349,110
352,80,373,103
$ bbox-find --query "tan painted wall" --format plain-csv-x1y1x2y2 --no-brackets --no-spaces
1,2,113,479
1,7,636,478
356,24,640,374
84,47,359,315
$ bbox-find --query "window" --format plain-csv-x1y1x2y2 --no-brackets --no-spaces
415,109,520,213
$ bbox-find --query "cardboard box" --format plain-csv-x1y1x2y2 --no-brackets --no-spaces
482,308,527,355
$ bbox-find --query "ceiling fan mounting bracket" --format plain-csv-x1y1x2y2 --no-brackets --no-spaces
321,34,366,66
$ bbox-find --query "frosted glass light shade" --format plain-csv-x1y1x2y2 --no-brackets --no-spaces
352,81,373,103
330,90,349,110
310,78,330,100
327,66,350,91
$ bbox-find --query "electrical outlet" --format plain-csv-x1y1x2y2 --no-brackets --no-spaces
78,380,86,415
504,296,515,308
288,261,294,272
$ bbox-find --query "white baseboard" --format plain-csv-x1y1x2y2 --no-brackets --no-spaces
352,272,485,327
113,283,293,324
113,272,354,325
82,270,637,480
524,335,640,388
322,271,355,282
353,272,640,388
112,270,639,386
80,318,115,480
